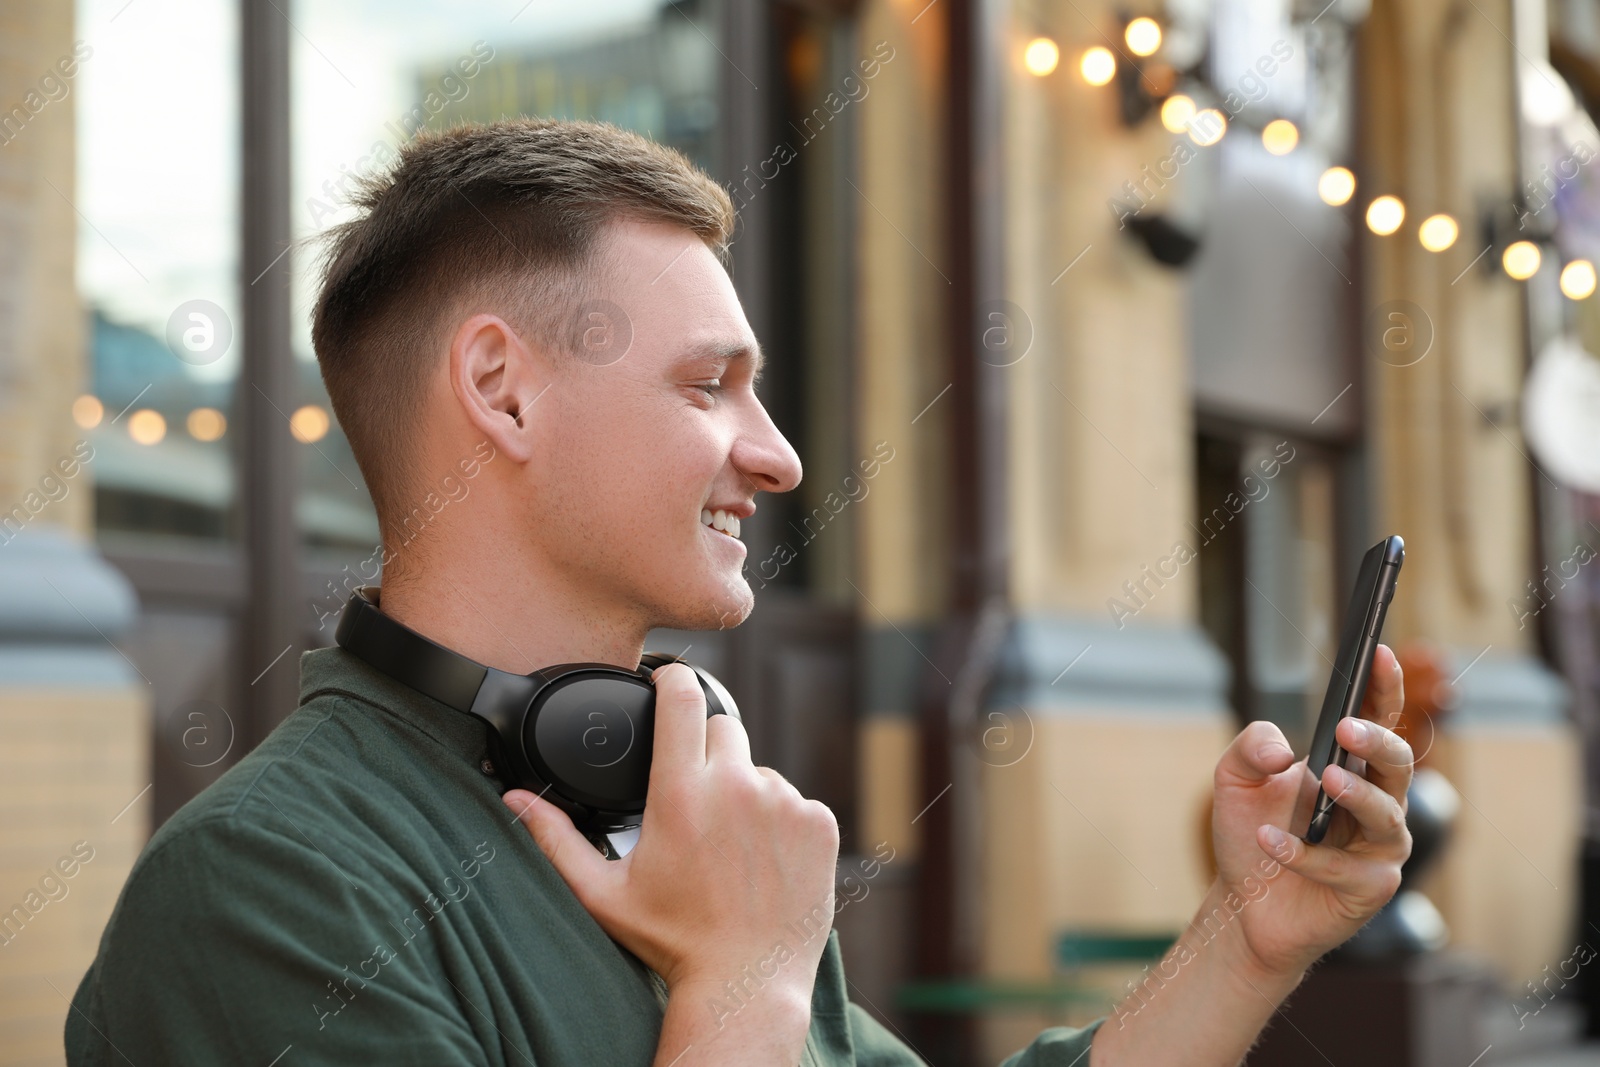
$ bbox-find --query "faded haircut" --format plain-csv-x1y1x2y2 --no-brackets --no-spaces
311,118,735,522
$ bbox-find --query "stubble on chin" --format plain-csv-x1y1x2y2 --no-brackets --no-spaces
706,564,754,631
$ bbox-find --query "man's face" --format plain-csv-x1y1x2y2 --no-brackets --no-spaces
522,218,802,633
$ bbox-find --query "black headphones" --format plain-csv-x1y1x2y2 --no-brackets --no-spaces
333,587,739,859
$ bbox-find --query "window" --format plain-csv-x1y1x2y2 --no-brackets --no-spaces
77,0,239,545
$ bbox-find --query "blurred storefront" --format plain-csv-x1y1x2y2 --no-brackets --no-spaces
1,0,1598,1063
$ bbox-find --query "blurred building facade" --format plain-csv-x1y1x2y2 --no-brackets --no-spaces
1,0,1597,1063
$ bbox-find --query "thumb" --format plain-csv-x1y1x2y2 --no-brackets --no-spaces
1215,719,1299,789
503,789,613,897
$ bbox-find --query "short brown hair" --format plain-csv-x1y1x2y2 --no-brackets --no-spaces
311,118,735,523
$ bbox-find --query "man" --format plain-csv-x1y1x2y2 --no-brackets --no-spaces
68,119,1412,1065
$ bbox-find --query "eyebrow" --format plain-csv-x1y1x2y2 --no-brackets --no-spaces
680,339,766,384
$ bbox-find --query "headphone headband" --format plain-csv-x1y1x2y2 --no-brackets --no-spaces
335,587,488,713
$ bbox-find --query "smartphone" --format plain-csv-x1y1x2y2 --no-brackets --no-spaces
1300,535,1405,845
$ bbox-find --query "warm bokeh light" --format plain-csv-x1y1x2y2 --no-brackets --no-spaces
127,409,166,446
1023,37,1060,77
72,394,103,430
1418,214,1459,252
290,404,331,443
1187,108,1226,146
1366,195,1405,236
1125,17,1162,56
1261,119,1298,155
1318,166,1356,207
1503,240,1542,280
1080,46,1116,86
1560,259,1596,299
187,407,227,442
1160,94,1196,134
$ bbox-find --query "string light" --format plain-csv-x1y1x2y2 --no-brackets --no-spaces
1418,214,1459,252
1160,94,1195,134
1188,108,1226,146
1024,37,1060,77
1560,259,1596,298
187,408,227,442
291,405,331,443
1366,195,1405,236
1503,241,1541,280
128,409,166,446
72,395,103,430
1318,167,1356,207
1261,119,1298,155
1080,47,1116,86
1125,18,1162,57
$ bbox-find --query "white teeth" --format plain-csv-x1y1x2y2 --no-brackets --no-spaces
701,508,741,539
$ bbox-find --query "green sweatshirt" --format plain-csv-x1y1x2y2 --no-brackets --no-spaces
67,646,1102,1065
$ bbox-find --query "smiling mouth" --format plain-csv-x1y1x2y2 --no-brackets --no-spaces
700,508,742,540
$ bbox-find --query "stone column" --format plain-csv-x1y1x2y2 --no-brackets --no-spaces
0,2,148,1061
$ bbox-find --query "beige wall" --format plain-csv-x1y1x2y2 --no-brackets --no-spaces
855,0,952,626
0,687,148,1067
0,0,91,539
1006,0,1196,623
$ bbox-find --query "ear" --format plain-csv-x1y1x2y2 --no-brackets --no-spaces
448,313,553,465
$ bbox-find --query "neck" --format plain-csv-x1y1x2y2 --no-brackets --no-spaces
375,544,648,675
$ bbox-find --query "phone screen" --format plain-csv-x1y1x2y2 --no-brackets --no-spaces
1300,535,1404,844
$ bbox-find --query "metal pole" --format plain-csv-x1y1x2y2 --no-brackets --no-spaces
240,0,299,747
914,0,1010,1059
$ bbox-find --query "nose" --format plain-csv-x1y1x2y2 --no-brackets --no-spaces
733,397,802,495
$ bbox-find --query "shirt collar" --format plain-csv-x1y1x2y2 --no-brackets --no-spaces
298,646,496,767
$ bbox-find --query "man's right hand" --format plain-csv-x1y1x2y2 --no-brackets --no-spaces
504,662,840,1060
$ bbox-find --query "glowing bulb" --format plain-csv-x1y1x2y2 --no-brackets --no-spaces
290,404,331,443
1261,119,1299,155
1560,259,1596,298
1125,17,1162,57
1080,47,1116,86
187,407,227,442
1366,195,1405,236
72,395,103,430
1318,166,1356,207
1160,94,1195,134
1023,37,1060,76
128,409,166,446
1503,241,1542,280
1418,214,1458,252
1187,108,1226,146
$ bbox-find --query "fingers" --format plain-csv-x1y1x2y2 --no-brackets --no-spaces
1256,821,1405,912
707,706,754,768
1317,762,1408,846
1215,720,1299,789
1335,714,1414,806
1360,644,1404,729
649,663,708,782
503,789,613,896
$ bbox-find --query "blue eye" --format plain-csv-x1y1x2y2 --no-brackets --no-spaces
697,380,723,398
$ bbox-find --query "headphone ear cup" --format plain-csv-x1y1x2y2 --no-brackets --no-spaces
521,670,655,826
690,665,740,722
638,652,738,721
